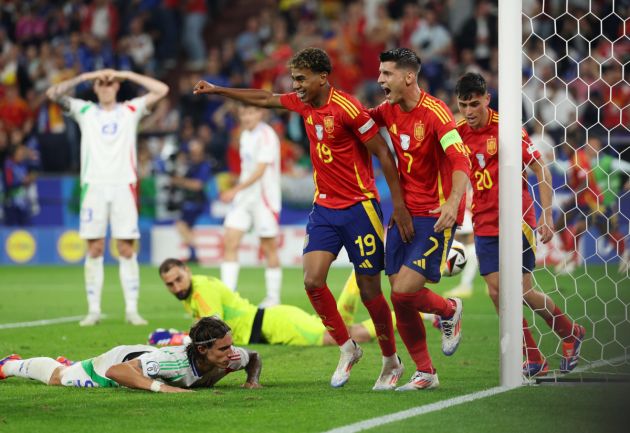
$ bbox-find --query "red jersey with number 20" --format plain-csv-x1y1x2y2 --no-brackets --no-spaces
457,109,541,236
369,91,470,222
280,88,380,209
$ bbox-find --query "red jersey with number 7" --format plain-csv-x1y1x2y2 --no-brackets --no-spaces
279,88,380,209
369,91,470,222
456,108,540,236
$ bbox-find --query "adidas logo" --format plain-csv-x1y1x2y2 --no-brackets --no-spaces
413,259,426,269
358,259,373,269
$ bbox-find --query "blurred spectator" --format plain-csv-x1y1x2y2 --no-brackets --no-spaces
456,0,497,71
2,144,36,226
170,138,211,263
0,85,32,134
182,0,208,70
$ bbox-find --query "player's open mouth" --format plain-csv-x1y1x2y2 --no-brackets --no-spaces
297,90,306,99
382,88,391,96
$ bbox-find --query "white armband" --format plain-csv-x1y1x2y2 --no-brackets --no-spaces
150,380,163,392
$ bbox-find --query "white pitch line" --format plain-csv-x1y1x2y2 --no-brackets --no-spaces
321,386,510,433
0,315,106,330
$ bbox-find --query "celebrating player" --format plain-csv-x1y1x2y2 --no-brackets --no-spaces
455,72,585,376
369,48,469,391
0,316,262,392
220,104,283,308
46,69,169,326
157,258,396,347
194,47,413,390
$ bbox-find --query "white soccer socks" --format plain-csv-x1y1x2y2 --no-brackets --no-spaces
84,255,104,315
260,267,282,307
3,358,62,385
220,261,240,292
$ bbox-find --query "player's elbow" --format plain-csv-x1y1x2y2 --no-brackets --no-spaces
157,84,170,99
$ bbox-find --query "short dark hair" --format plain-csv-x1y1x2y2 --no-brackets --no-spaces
158,258,185,275
186,316,232,363
288,47,332,74
379,48,422,75
455,72,488,100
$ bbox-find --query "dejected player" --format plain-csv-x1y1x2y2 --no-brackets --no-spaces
193,47,413,390
0,316,262,392
369,48,470,391
455,72,585,376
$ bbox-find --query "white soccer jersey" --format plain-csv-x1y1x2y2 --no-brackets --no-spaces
236,121,281,213
67,96,148,185
138,345,250,388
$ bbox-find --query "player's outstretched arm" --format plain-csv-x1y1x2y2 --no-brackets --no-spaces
111,70,169,109
45,71,102,111
105,359,192,393
364,134,414,242
529,158,554,243
242,350,262,389
193,80,283,109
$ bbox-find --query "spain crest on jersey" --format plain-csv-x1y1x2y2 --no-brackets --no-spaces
400,134,411,150
414,122,424,141
315,124,324,140
486,137,497,155
324,116,335,134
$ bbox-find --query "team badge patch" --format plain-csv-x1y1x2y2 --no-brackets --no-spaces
476,153,486,168
414,122,424,141
315,125,324,140
400,134,410,150
324,116,335,134
145,361,160,378
486,137,497,155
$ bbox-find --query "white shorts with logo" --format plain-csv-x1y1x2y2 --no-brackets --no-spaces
60,344,156,388
80,183,140,239
224,198,280,238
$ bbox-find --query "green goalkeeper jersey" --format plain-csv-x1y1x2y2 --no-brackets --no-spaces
183,275,258,345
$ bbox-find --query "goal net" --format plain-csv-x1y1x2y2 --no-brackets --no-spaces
519,0,630,382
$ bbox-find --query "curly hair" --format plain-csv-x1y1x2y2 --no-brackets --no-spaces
455,72,488,101
287,47,332,74
186,316,232,364
379,48,422,75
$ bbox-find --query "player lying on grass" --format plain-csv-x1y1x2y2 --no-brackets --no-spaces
157,258,403,346
0,317,262,392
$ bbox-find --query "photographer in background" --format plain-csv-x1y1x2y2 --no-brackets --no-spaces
170,138,212,263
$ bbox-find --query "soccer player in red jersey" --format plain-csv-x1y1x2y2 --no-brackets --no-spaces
369,48,470,391
455,72,585,376
193,48,413,390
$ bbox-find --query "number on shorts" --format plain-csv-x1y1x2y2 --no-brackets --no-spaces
355,234,376,256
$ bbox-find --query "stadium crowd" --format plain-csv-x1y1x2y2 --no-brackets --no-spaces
0,0,628,228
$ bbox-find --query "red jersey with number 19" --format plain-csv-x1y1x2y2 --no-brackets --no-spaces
456,109,541,236
280,88,380,209
369,91,470,221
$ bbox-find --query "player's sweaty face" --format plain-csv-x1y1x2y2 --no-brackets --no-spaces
161,266,192,300
290,68,322,104
457,93,490,129
377,61,406,104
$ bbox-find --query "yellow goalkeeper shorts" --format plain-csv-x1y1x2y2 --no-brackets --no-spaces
261,305,326,346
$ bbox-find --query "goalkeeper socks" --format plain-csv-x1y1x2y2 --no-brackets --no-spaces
3,358,61,384
264,267,282,302
119,253,140,314
336,271,361,325
307,285,350,346
220,261,240,292
391,291,433,372
84,255,104,314
522,318,544,362
363,294,396,357
545,306,575,341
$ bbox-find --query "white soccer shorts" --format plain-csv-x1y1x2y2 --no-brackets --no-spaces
60,344,155,388
224,200,280,238
80,183,140,240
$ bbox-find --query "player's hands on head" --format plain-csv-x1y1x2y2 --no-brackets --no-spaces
242,382,262,389
430,199,457,232
390,205,414,242
193,80,216,95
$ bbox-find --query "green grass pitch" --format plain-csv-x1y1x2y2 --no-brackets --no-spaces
0,265,629,433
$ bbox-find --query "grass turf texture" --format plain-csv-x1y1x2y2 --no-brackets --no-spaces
0,265,629,433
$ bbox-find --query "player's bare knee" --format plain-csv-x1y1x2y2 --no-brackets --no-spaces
87,240,105,257
303,274,326,291
117,240,135,258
